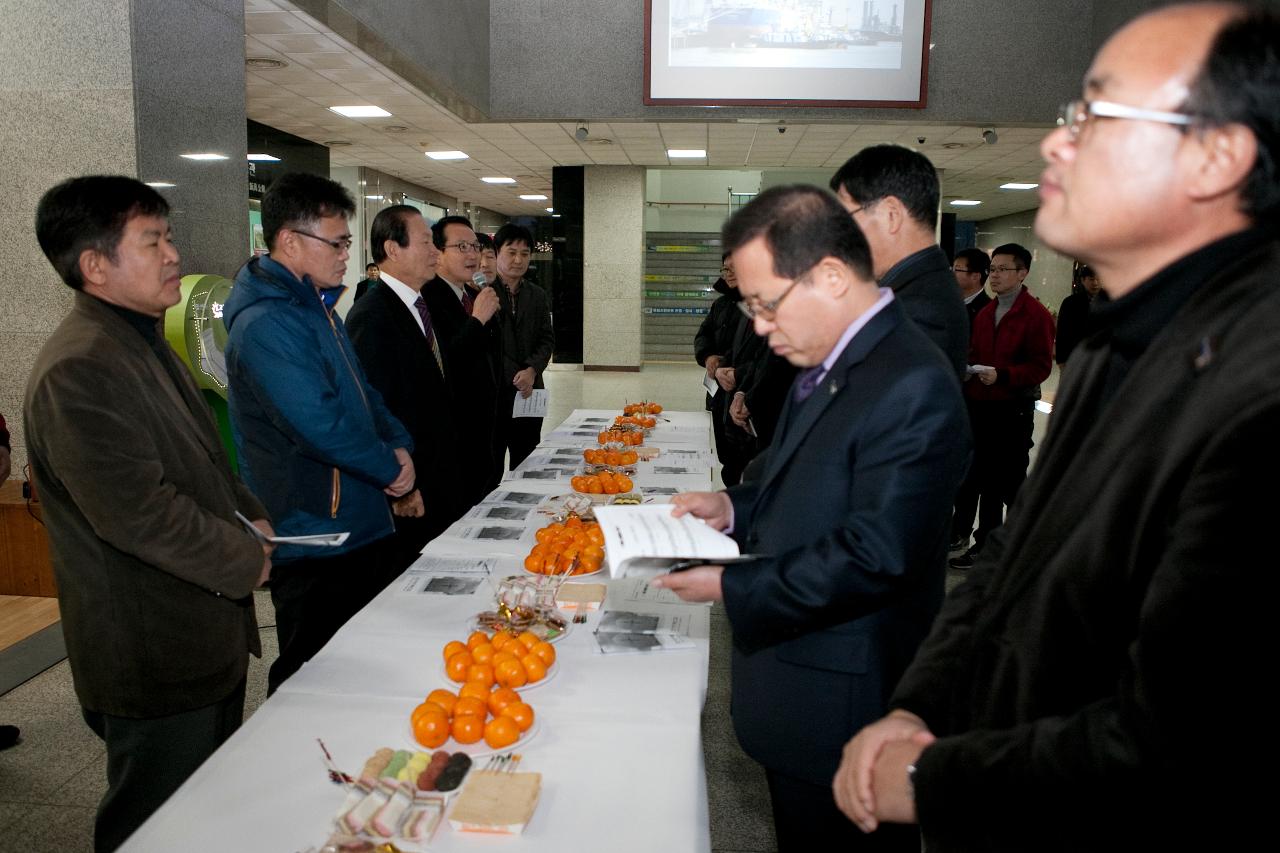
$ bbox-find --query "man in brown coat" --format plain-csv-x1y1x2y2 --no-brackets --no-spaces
25,176,273,852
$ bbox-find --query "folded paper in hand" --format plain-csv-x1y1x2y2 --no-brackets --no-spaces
235,511,350,548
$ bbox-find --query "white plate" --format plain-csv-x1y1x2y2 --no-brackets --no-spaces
439,656,559,692
405,715,540,759
520,563,605,580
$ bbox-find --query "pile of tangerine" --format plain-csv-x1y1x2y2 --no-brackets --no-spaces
444,629,555,689
409,683,534,751
623,402,663,415
570,471,634,496
583,447,638,466
614,415,656,429
524,514,606,575
597,429,643,446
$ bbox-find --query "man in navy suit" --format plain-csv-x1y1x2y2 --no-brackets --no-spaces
656,185,970,851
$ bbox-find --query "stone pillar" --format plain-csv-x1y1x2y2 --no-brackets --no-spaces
0,0,247,470
582,166,645,370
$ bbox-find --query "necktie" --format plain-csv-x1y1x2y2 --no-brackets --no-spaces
461,287,475,317
414,296,445,376
792,366,824,403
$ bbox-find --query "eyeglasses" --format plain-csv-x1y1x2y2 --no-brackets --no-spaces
444,241,482,253
293,229,352,251
952,266,976,274
737,271,811,320
988,265,1024,274
1056,99,1193,141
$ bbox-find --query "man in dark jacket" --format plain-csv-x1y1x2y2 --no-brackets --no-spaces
491,223,554,470
835,6,1280,850
26,176,273,851
694,253,744,483
951,247,991,331
1053,263,1101,363
830,145,969,382
225,173,415,694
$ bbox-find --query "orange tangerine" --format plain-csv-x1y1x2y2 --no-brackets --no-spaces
483,716,521,750
445,650,474,683
453,696,487,719
487,686,521,717
425,689,458,716
521,653,547,683
501,701,535,732
492,650,519,667
490,631,514,651
458,681,492,703
471,643,496,665
443,640,467,662
451,714,484,744
530,641,556,668
517,631,541,651
412,710,450,748
495,658,528,689
466,630,491,650
466,663,495,688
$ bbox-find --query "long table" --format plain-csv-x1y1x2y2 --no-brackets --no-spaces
121,409,715,852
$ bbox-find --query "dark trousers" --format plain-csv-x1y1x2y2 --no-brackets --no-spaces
765,770,920,853
951,398,1034,551
267,536,395,694
82,679,245,852
497,385,544,471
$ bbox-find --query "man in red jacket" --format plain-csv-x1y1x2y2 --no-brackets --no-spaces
948,243,1054,569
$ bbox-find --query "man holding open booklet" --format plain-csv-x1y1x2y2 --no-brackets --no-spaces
652,186,970,852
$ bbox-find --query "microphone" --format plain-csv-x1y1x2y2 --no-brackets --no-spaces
472,271,489,289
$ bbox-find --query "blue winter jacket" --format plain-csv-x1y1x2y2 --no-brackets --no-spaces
224,255,412,562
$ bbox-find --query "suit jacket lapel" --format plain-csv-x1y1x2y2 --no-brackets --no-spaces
755,300,903,495
378,281,442,380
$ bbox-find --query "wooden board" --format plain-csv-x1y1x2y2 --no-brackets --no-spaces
0,480,57,597
0,594,60,653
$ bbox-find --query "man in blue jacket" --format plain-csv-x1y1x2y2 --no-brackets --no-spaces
225,172,415,694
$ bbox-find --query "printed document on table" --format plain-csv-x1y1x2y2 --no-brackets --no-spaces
597,608,695,636
404,555,498,575
513,388,549,418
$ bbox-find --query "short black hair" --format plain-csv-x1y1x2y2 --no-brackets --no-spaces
35,175,170,291
722,185,874,282
493,223,533,253
369,204,421,264
476,232,495,252
431,215,475,250
1182,5,1280,222
366,262,378,272
261,172,354,251
829,144,940,227
954,247,991,284
992,243,1032,270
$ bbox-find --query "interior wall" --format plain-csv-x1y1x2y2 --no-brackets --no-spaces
974,209,1075,318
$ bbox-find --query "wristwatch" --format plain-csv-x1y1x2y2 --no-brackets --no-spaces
906,762,918,801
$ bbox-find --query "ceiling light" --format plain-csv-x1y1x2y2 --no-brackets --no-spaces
482,177,516,184
324,140,353,147
999,182,1039,190
246,57,287,69
365,195,384,200
145,182,176,188
384,125,408,133
950,200,983,206
519,194,548,201
426,150,468,160
180,153,228,161
668,149,707,158
329,105,392,118
545,208,554,213
247,153,280,162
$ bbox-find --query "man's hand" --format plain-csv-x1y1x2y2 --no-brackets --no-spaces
705,355,723,377
715,366,737,392
513,367,536,398
650,565,724,602
392,489,425,518
833,710,935,832
384,447,416,497
250,518,276,587
869,739,926,826
730,392,751,428
472,286,500,324
978,367,998,386
669,491,734,531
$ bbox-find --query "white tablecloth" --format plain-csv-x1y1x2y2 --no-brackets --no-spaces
121,409,715,853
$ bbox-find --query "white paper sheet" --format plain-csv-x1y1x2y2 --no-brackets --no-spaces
513,388,549,417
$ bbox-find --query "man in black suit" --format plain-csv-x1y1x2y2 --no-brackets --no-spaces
830,145,969,382
421,215,503,502
347,206,466,565
353,261,380,301
655,185,970,852
951,247,991,331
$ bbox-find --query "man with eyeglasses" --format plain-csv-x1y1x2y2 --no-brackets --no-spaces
947,243,1054,568
834,5,1280,850
423,215,504,497
225,172,416,694
830,145,969,383
655,185,970,852
950,247,991,330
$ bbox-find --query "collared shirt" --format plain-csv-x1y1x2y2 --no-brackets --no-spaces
964,289,986,305
810,287,895,389
379,271,426,336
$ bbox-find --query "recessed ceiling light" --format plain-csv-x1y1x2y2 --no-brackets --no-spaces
668,149,707,158
145,182,176,188
384,125,408,133
324,140,353,147
180,153,228,161
329,105,392,118
545,207,554,213
999,182,1039,190
950,200,983,206
519,194,548,201
482,177,516,184
365,195,384,200
247,153,280,162
425,150,468,160
245,57,287,69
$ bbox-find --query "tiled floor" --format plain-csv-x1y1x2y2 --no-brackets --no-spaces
0,362,1056,853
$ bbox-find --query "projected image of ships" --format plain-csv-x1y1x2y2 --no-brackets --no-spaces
669,0,906,69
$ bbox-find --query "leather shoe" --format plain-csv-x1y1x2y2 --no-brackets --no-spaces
948,549,979,570
0,725,19,750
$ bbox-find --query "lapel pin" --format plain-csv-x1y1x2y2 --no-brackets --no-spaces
828,381,838,395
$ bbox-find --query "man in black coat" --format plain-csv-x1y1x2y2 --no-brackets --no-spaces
1053,263,1101,364
951,247,991,332
421,215,503,502
830,145,969,383
694,253,743,482
656,185,970,852
347,205,466,565
834,5,1280,851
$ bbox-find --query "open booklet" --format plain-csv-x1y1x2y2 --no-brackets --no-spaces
235,511,350,548
592,503,760,578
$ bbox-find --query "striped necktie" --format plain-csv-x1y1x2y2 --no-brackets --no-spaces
414,296,445,376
